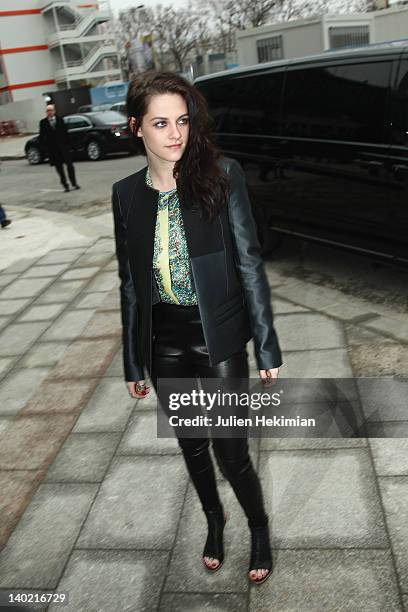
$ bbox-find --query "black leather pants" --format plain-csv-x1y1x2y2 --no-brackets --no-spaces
148,302,268,528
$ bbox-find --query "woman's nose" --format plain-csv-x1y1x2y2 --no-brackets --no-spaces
169,123,182,139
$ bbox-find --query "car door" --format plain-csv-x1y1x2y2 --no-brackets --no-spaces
65,115,92,153
386,48,408,262
274,53,397,259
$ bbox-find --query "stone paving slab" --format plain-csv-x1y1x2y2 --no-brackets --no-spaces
44,432,121,483
104,349,124,378
369,440,408,476
365,316,408,343
0,483,98,589
21,379,97,416
0,414,77,471
21,264,70,278
74,291,112,309
0,367,50,415
41,309,96,341
379,477,408,593
164,482,251,593
18,303,66,322
19,341,70,368
36,248,87,266
0,321,50,356
0,316,10,332
83,271,119,293
35,280,88,304
357,378,408,422
260,437,368,450
75,252,113,268
73,378,135,432
49,550,170,612
60,266,100,281
281,347,354,377
117,412,180,455
77,456,188,550
345,323,396,345
259,449,388,549
274,313,346,351
158,593,248,612
0,469,46,548
80,310,121,338
51,337,119,379
0,276,54,299
249,549,402,612
0,273,19,288
0,297,32,316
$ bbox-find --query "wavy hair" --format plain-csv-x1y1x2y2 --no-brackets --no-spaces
126,70,229,220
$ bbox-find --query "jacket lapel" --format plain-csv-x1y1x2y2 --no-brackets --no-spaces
126,166,224,281
126,167,159,293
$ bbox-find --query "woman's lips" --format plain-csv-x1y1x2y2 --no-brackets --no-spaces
167,144,182,149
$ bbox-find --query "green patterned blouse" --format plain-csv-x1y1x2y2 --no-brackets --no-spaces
146,166,198,305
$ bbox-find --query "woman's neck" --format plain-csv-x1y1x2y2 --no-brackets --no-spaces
147,159,177,192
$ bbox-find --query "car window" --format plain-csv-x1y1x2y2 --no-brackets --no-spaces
66,116,92,129
91,111,127,125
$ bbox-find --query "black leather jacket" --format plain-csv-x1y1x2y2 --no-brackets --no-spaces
112,156,283,381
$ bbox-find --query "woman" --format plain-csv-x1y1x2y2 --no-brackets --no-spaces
112,71,283,585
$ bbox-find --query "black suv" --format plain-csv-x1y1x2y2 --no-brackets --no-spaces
25,111,133,164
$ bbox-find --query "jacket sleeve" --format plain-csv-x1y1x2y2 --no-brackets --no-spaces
112,184,145,382
39,119,45,146
226,158,283,370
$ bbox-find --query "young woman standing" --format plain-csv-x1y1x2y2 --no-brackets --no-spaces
112,71,283,585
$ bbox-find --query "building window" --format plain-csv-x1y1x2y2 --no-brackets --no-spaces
256,35,283,63
329,26,369,49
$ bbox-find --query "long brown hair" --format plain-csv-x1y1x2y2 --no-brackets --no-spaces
126,70,229,220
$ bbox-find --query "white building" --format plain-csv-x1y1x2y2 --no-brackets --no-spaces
236,4,408,67
0,0,121,105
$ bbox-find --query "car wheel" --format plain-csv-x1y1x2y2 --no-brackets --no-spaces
26,146,42,165
86,139,104,161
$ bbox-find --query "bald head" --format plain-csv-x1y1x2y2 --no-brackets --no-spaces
46,104,56,118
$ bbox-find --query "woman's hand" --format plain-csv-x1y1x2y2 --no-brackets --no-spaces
127,380,151,398
259,367,280,387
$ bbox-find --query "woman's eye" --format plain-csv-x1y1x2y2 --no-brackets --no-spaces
154,118,189,128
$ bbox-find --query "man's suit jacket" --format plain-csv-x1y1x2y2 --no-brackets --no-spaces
39,116,71,165
112,156,283,382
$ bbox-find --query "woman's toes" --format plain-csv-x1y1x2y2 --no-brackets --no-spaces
204,556,220,569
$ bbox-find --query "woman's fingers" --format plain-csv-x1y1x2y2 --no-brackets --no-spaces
127,380,151,398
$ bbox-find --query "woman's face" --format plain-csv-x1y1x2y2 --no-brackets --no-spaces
134,93,189,164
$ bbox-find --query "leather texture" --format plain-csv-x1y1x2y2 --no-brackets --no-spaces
111,156,282,381
150,301,269,529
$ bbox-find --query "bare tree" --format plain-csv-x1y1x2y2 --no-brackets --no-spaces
271,0,376,21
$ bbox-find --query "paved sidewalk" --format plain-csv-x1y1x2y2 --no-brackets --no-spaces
0,135,33,160
0,207,407,611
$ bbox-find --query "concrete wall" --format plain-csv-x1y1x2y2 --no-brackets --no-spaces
236,7,408,69
237,18,324,66
0,96,46,133
373,5,408,41
0,0,55,102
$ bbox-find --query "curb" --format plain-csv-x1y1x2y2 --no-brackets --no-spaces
0,155,26,161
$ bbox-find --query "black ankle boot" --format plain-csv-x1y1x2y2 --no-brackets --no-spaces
248,516,273,584
202,507,228,572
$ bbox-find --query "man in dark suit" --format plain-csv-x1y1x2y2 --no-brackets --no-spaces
39,104,80,192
